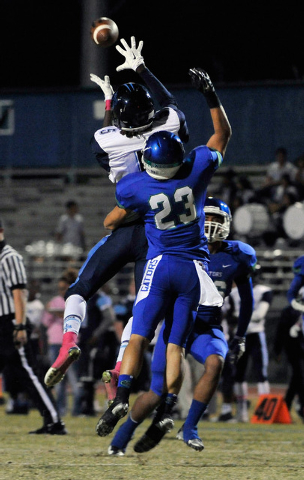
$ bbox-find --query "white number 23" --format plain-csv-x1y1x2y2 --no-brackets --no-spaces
149,186,197,230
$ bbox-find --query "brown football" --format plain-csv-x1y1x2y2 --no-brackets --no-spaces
90,17,119,47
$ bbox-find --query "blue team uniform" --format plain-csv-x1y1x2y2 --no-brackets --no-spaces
287,255,304,325
66,68,189,301
150,240,256,396
115,145,223,346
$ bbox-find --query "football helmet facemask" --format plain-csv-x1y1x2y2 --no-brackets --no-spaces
204,197,232,242
112,82,154,133
142,131,185,180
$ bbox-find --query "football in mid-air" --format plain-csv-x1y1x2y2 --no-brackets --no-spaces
90,17,119,47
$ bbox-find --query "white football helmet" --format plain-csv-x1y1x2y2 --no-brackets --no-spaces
204,197,232,243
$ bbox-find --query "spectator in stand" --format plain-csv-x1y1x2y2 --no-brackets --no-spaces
55,200,86,252
259,147,297,203
294,153,304,200
212,168,237,212
268,173,298,208
266,174,298,241
42,268,82,416
233,175,256,210
26,279,45,363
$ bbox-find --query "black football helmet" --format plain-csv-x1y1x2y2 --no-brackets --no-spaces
112,82,155,133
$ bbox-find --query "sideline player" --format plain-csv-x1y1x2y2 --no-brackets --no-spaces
107,197,256,454
228,270,273,422
95,68,232,442
287,255,304,321
44,36,189,388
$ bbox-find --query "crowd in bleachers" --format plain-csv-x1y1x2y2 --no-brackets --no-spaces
210,147,304,248
1,146,304,424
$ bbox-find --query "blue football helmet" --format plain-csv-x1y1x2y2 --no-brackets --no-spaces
112,82,154,133
143,131,185,180
204,197,232,242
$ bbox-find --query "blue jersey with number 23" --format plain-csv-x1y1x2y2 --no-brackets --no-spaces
115,145,222,261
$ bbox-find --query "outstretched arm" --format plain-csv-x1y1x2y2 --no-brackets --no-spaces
116,37,181,108
116,36,189,143
189,68,232,157
89,74,114,127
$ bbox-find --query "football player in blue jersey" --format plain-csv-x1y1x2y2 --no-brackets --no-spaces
287,255,304,321
107,197,256,454
44,36,189,389
94,69,232,441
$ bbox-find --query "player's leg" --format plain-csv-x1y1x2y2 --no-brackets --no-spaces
133,323,175,453
108,345,165,455
102,317,133,405
217,356,237,422
45,228,141,387
96,256,170,437
109,389,162,455
234,342,250,422
134,259,203,453
102,244,147,404
177,325,227,451
254,332,270,395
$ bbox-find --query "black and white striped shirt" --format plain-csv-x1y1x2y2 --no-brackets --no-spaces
0,242,27,317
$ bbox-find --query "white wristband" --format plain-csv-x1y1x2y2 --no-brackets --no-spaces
291,298,304,313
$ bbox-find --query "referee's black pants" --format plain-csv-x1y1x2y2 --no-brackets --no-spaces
0,317,60,425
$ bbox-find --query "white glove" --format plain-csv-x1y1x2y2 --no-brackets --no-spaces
291,298,304,313
116,36,145,72
89,74,114,100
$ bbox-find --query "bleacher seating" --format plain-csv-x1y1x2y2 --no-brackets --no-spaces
0,166,303,305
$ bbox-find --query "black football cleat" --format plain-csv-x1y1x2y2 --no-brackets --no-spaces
133,414,174,453
96,400,129,437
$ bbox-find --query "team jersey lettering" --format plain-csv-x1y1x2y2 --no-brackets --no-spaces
149,186,197,230
213,280,227,297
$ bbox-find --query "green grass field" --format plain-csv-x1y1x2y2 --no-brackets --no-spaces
0,391,303,480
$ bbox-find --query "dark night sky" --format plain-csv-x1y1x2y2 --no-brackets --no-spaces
0,1,303,89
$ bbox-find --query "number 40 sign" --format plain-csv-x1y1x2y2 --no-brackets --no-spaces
251,395,292,424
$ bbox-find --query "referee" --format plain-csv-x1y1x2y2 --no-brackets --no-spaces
0,217,66,434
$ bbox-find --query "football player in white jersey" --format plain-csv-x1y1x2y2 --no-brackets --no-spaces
227,271,273,421
44,37,189,389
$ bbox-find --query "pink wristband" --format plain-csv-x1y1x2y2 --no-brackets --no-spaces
105,99,112,111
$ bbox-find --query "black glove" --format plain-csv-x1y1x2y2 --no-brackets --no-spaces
228,335,246,366
188,67,221,109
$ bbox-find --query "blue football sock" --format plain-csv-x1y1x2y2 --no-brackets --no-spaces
118,374,133,389
111,415,140,450
183,399,207,442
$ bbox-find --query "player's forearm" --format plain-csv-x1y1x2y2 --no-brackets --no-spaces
103,109,112,127
104,206,128,230
138,67,177,108
207,106,232,157
13,288,27,325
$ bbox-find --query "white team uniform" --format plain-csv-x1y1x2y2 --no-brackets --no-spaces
92,107,183,184
229,284,272,334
